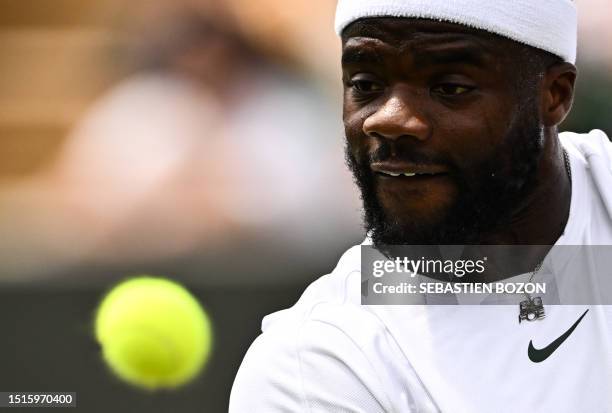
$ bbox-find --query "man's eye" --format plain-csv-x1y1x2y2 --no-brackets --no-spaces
432,84,474,96
349,77,384,93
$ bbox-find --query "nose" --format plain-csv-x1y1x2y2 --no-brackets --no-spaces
363,90,431,141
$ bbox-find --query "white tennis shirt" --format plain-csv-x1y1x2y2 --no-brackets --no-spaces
230,130,612,412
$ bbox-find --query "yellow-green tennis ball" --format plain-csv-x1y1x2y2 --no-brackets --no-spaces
95,277,212,390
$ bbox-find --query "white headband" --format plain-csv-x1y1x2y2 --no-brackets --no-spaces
335,0,578,63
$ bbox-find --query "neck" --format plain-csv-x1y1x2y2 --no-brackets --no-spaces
479,129,572,246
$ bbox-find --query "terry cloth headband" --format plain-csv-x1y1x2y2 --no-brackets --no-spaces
335,0,578,63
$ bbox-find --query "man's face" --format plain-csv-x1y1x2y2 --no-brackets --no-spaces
342,18,545,245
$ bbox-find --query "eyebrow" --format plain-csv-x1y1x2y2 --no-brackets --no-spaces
341,47,385,66
412,44,490,67
342,40,492,68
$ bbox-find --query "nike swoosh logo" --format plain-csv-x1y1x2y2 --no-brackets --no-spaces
528,309,589,363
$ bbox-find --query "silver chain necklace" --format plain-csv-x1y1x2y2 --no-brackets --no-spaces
518,149,572,323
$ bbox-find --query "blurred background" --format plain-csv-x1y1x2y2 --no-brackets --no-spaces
0,1,610,411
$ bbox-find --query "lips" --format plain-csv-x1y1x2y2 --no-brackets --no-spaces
370,161,449,178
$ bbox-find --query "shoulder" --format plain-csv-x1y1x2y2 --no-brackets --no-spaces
229,245,401,412
561,130,612,220
560,129,612,168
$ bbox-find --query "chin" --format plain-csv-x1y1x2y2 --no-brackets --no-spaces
380,192,454,223
372,203,456,245
387,207,446,230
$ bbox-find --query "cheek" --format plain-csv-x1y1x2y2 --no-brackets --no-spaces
433,99,514,169
343,105,371,162
343,121,361,161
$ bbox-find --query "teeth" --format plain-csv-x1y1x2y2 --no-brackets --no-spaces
383,171,435,177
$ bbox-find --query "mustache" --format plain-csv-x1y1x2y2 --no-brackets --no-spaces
366,141,452,168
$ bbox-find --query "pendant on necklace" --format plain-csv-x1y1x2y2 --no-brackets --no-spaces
518,297,545,323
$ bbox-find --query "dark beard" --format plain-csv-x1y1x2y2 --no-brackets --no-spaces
345,105,544,246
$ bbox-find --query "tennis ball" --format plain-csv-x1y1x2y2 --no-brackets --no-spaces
95,276,212,390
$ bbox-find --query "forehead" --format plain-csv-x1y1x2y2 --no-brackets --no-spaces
341,17,513,56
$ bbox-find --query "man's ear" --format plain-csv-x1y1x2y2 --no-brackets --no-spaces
541,62,577,127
